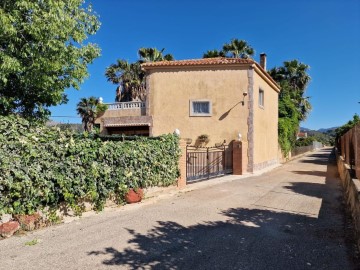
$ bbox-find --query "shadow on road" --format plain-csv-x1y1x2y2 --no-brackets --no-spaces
292,170,327,177
88,148,358,269
88,207,352,269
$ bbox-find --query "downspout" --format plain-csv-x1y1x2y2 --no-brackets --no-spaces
247,65,255,173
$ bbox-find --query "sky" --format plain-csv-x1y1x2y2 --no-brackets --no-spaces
50,0,360,130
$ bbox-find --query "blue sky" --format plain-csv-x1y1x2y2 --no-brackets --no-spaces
50,0,360,130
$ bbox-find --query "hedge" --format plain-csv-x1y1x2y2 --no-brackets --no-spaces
0,116,180,216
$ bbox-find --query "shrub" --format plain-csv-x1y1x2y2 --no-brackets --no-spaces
0,115,180,215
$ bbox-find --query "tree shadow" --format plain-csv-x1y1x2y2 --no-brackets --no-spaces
88,148,358,269
292,170,327,177
88,207,354,269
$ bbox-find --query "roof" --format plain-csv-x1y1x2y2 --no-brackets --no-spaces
141,57,280,92
141,57,254,67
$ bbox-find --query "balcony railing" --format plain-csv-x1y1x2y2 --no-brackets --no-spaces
106,101,145,110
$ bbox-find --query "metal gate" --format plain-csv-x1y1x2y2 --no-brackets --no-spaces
186,145,233,183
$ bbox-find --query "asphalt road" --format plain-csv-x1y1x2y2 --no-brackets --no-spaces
0,148,358,269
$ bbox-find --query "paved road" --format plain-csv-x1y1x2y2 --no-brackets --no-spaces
0,148,358,269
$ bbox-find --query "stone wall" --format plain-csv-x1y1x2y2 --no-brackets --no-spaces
336,152,360,250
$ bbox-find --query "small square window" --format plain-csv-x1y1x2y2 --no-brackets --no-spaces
190,100,212,116
259,89,264,107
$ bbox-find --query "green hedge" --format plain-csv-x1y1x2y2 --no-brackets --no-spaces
0,116,180,215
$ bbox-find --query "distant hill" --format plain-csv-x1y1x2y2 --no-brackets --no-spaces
300,127,338,133
300,127,311,132
317,127,338,133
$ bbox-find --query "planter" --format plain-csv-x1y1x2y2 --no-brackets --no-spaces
125,188,143,204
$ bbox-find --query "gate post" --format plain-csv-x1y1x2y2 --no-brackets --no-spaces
233,141,247,175
177,139,187,189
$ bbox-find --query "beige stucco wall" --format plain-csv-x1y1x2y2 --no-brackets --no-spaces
148,66,250,146
95,107,145,124
252,70,279,168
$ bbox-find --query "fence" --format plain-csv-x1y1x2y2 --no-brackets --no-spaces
186,145,233,182
338,124,360,179
291,141,323,157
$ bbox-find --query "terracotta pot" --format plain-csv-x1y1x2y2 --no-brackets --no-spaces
125,188,143,203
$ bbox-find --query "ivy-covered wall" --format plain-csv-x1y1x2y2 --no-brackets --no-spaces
0,116,180,216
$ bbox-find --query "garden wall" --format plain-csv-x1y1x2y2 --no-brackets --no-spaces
0,116,181,219
336,152,360,250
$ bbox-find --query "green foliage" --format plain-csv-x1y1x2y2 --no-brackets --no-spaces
335,114,360,139
25,239,38,246
277,86,300,155
295,137,315,147
106,47,174,102
304,130,335,146
203,39,255,59
269,60,311,155
0,0,101,120
0,115,180,216
76,96,107,132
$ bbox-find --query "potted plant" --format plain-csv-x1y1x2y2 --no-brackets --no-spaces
124,172,144,204
125,188,143,203
198,134,210,146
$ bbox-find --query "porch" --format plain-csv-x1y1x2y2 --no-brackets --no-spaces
96,101,151,136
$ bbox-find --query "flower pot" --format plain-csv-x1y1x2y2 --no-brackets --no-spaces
125,188,143,203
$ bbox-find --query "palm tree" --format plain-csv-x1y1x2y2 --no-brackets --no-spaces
106,48,174,102
203,49,226,58
76,97,104,132
222,39,255,59
105,60,145,102
138,47,174,63
269,60,312,121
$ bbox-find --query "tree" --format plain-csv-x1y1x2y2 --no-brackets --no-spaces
202,39,254,59
203,50,225,58
106,47,174,102
0,0,101,121
269,60,312,154
269,60,312,121
76,97,107,132
222,39,255,59
105,60,146,102
335,114,360,139
138,48,174,63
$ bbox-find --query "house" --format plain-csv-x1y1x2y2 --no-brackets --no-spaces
297,132,308,139
96,54,280,174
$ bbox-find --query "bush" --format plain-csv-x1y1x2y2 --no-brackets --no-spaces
0,116,180,215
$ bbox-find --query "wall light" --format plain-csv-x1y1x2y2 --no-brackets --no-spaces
241,92,248,105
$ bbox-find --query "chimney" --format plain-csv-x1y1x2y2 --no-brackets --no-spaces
260,53,267,71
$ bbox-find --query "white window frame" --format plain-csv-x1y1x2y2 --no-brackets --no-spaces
189,99,212,117
259,89,264,108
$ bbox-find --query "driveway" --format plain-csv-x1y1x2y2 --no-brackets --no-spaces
0,148,357,269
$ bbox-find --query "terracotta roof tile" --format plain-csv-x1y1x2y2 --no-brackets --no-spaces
141,57,280,91
141,57,254,68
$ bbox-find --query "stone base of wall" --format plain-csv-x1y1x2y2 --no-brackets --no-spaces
253,159,279,172
336,152,360,251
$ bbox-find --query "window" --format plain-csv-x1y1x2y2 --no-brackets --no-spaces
190,100,212,116
259,89,264,108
